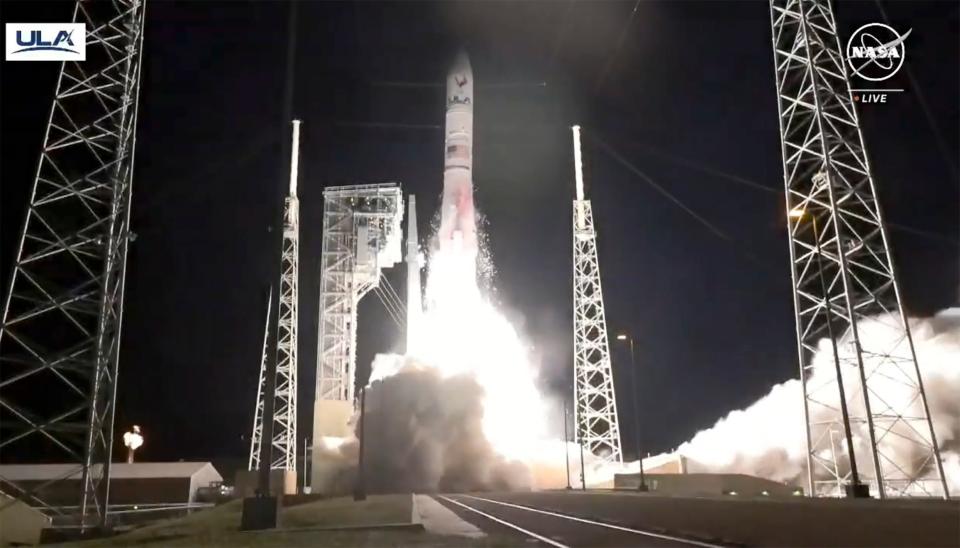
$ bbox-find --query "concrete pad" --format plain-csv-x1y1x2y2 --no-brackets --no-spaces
413,494,485,538
0,493,51,545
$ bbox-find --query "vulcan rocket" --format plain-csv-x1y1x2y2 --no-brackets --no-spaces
438,51,476,255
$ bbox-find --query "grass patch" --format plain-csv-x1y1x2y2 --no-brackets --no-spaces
51,495,412,547
281,494,412,529
49,494,527,547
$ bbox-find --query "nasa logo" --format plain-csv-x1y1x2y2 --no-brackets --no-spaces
5,23,86,61
845,23,910,82
455,75,468,88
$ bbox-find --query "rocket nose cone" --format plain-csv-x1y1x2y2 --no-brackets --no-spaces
447,49,474,103
451,50,472,75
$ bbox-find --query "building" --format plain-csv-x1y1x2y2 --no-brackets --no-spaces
0,462,223,507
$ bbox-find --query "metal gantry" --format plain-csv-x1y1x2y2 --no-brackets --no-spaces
315,184,403,405
571,126,623,469
249,121,302,473
0,0,146,528
770,0,948,498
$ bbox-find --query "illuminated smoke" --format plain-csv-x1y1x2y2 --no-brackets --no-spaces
307,202,562,494
325,356,529,492
675,309,960,492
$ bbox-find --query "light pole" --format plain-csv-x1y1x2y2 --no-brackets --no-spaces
789,204,868,498
578,424,587,491
616,334,648,491
563,399,572,490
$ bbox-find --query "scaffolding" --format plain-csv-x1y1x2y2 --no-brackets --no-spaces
571,126,623,469
315,184,403,405
770,0,948,498
0,0,147,529
249,121,301,475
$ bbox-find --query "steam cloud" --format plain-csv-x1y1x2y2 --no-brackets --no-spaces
676,309,960,492
316,355,533,493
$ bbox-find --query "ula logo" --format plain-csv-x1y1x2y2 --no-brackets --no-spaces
6,23,86,61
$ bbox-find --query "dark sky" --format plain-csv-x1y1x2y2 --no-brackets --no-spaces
2,1,957,472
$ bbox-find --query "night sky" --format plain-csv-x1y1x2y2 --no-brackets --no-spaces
2,1,957,477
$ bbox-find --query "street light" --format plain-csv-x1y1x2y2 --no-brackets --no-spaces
123,425,144,463
562,399,572,490
616,333,648,492
789,200,869,498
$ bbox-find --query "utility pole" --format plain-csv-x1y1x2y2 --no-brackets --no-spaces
616,334,647,491
563,400,572,490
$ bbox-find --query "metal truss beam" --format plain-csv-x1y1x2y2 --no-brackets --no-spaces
250,121,301,474
770,0,947,498
0,0,147,528
571,127,623,469
315,183,403,405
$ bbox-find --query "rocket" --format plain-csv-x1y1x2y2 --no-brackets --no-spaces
406,195,422,352
438,51,476,255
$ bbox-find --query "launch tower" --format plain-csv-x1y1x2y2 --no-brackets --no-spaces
0,0,147,529
571,126,623,470
770,0,947,498
248,120,302,488
311,183,402,490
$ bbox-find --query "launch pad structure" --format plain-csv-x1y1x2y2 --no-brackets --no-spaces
770,0,948,498
0,0,147,530
570,126,624,470
247,121,302,494
311,183,403,491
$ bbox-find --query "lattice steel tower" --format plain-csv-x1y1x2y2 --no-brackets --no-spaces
311,183,402,489
770,0,947,498
249,120,301,475
315,184,403,404
571,126,623,468
0,0,146,528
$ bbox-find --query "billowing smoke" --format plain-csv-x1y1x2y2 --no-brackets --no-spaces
676,309,960,492
318,356,532,493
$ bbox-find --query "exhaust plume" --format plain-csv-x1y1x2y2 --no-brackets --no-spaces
676,309,960,492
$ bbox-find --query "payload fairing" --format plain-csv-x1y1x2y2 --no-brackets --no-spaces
438,51,477,256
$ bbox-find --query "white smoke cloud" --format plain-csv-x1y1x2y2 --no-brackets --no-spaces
676,309,960,494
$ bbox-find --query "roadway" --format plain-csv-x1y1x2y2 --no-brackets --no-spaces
434,490,960,547
436,492,721,547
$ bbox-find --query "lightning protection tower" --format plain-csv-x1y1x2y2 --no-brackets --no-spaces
770,0,947,498
248,121,301,486
0,1,146,529
571,125,623,470
311,183,402,491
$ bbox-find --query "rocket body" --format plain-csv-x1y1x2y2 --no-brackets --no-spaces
438,51,476,255
406,195,423,352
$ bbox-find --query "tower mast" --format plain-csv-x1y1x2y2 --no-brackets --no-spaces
0,0,147,529
249,120,301,482
770,0,947,498
571,125,623,472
